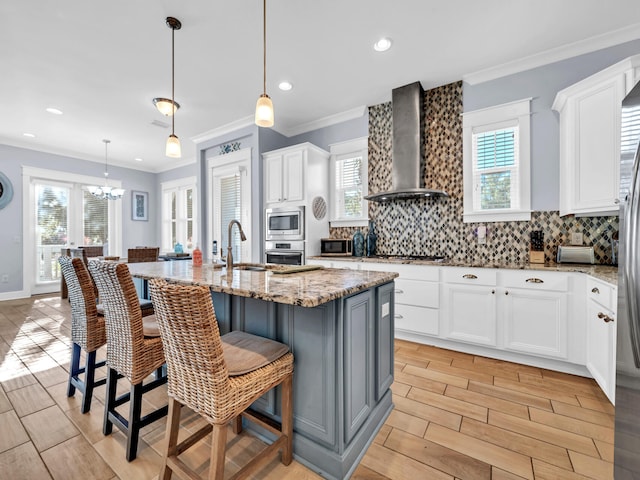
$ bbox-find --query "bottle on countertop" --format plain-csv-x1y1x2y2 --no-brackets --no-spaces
353,230,365,257
192,245,202,267
366,220,377,257
212,240,218,263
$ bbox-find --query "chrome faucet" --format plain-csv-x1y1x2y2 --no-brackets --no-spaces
226,219,247,270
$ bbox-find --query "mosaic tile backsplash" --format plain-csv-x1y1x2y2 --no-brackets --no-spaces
331,81,619,265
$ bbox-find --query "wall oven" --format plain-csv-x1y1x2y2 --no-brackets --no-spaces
265,241,305,266
266,206,304,241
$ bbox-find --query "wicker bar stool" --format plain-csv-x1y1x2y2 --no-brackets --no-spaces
148,279,294,480
58,256,107,414
87,260,168,462
127,247,159,263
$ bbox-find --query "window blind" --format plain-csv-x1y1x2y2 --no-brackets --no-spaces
472,127,519,210
83,191,108,245
220,174,242,261
335,156,363,218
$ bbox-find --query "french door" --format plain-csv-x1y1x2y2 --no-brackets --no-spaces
23,166,122,295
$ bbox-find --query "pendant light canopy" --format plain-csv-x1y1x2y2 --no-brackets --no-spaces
88,140,125,200
165,16,182,158
255,0,274,128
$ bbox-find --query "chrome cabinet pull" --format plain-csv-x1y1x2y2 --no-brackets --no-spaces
394,314,403,319
462,274,478,279
591,287,600,294
505,291,509,295
491,289,495,294
395,289,404,294
525,278,544,284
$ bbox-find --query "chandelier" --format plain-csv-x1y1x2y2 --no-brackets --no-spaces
87,139,125,200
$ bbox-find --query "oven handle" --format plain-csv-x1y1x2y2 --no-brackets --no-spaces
265,251,304,256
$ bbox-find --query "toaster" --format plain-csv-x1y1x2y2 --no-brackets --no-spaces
556,245,595,264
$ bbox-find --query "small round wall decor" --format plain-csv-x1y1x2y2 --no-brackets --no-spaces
0,172,13,210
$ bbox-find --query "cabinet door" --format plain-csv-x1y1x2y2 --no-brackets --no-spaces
265,155,284,203
572,76,623,213
503,288,568,359
283,150,304,202
586,301,616,403
442,284,497,346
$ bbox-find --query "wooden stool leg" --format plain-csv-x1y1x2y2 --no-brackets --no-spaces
67,343,81,397
160,398,182,480
126,382,143,462
208,424,227,480
103,367,118,435
281,374,293,465
81,350,97,413
232,416,242,434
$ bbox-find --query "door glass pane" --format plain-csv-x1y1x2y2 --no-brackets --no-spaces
36,184,69,283
83,190,108,246
220,174,241,262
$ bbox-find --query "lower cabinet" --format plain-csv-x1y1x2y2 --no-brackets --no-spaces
586,277,617,403
501,271,569,359
441,268,498,346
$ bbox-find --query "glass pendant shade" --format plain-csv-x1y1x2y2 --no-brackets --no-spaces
153,98,179,116
166,134,181,158
255,94,274,127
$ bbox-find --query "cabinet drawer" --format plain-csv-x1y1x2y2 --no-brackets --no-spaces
363,262,439,281
442,267,497,286
394,304,439,336
395,278,439,308
587,277,614,310
500,270,569,292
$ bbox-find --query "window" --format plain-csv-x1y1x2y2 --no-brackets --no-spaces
161,177,197,253
329,137,368,227
463,98,531,223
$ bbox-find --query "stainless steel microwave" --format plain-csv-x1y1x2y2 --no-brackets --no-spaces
265,206,304,240
320,238,353,256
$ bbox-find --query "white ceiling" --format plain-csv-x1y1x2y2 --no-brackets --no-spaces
2,0,640,173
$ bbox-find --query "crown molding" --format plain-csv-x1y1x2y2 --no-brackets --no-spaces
464,22,640,85
277,106,367,137
190,115,256,145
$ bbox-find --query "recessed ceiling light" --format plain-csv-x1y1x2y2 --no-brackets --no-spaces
373,37,392,52
23,132,36,138
278,81,293,91
135,157,143,162
46,107,63,115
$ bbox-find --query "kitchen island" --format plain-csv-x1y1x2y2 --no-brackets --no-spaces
126,261,398,480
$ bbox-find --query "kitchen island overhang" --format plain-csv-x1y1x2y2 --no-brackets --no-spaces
126,261,398,480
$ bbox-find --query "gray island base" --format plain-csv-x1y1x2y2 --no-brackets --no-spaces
127,261,397,480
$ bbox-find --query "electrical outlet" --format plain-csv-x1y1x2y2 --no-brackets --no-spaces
477,225,487,245
571,232,583,245
1,274,8,283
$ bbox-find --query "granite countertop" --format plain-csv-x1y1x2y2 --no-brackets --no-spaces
307,256,618,286
126,261,398,308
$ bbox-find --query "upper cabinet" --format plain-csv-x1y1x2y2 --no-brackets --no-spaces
553,55,640,216
263,143,329,206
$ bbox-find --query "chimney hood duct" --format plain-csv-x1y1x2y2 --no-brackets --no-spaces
364,81,448,202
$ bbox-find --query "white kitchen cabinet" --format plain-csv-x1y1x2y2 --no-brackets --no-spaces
586,277,617,403
500,270,569,359
441,268,498,347
263,143,329,206
553,55,640,216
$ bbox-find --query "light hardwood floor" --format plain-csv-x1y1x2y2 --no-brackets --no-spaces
0,294,614,479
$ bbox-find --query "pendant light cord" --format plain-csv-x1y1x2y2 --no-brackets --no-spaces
171,25,175,136
263,0,267,95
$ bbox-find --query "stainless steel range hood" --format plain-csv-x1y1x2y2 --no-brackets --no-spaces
364,81,448,202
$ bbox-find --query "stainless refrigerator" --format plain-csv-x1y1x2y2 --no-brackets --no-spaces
615,79,640,477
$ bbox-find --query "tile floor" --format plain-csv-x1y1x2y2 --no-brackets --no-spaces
0,294,615,479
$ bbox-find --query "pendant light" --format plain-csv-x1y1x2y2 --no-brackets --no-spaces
165,16,182,158
152,97,180,116
88,140,125,200
255,0,274,127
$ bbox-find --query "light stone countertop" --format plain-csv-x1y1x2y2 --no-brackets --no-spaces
307,256,618,286
125,261,398,308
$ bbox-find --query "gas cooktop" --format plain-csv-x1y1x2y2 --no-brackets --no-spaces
373,254,446,262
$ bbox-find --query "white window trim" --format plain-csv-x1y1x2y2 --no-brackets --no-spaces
206,148,252,263
463,98,532,223
329,136,369,228
160,176,197,253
